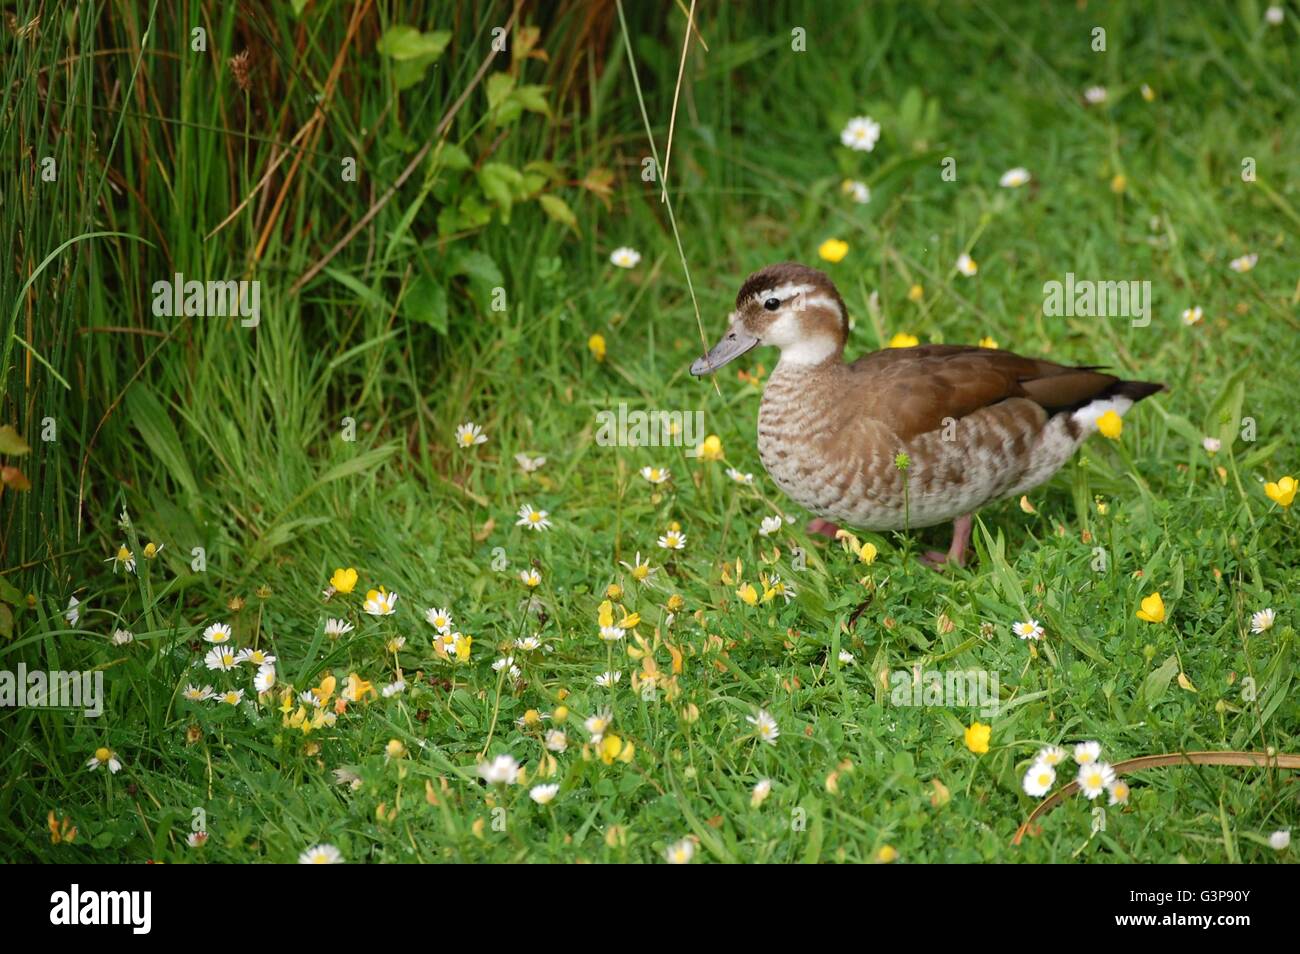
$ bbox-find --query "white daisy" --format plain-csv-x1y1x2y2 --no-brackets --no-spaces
758,515,783,537
1106,778,1131,805
204,645,238,672
382,679,406,698
187,832,208,848
385,636,406,653
236,647,275,667
1083,85,1108,104
726,467,754,485
956,253,978,277
595,670,622,687
425,607,453,633
86,747,122,773
218,688,245,706
529,783,560,805
108,544,136,574
1036,745,1067,767
840,115,881,152
253,665,276,693
111,628,134,646
492,656,515,672
1202,436,1221,453
609,246,641,269
1268,829,1291,850
514,453,547,472
838,650,855,665
747,708,780,745
1181,305,1203,326
363,588,398,616
298,843,344,864
202,622,232,644
1074,740,1102,765
477,754,520,785
657,529,687,551
182,684,214,702
1022,761,1056,797
519,568,542,588
599,625,626,643
1266,5,1284,25
516,504,552,531
545,729,567,752
665,838,695,864
842,179,871,204
619,552,658,585
1077,761,1116,800
324,618,354,639
515,635,542,651
751,778,773,807
455,422,487,447
585,710,612,742
65,596,81,627
1251,608,1276,634
999,167,1031,188
640,465,671,485
1013,618,1045,641
1229,253,1258,273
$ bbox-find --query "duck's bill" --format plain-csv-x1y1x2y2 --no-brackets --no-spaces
689,328,759,376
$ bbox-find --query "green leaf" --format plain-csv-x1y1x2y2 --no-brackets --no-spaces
0,425,30,456
0,603,12,639
537,194,579,234
513,84,551,116
377,26,451,90
402,275,449,334
477,162,525,222
452,250,504,293
125,387,199,499
485,72,515,111
1142,654,1180,710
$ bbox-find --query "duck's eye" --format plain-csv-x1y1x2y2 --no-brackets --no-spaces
763,297,781,311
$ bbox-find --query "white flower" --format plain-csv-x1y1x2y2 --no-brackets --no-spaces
1074,740,1102,765
382,679,406,698
1251,608,1276,633
1181,305,1203,326
842,179,871,204
425,607,453,633
585,710,612,742
999,167,1031,188
514,453,546,472
204,645,239,672
751,778,773,807
1268,829,1291,850
298,843,344,864
595,670,622,687
1036,745,1066,767
385,636,406,653
478,754,520,785
1083,85,1108,104
86,747,122,773
599,625,626,643
620,552,658,585
1022,761,1056,797
545,729,567,752
529,783,560,805
515,635,542,651
456,422,487,447
218,688,245,706
111,628,134,646
1202,436,1221,453
324,618,353,638
253,665,276,693
203,622,233,644
1229,253,1258,273
665,838,695,864
492,656,514,672
1106,778,1131,805
1077,761,1116,799
1266,5,1284,25
109,544,136,574
747,708,780,745
838,650,855,665
236,647,275,667
65,596,81,627
764,574,795,603
840,115,881,152
516,504,552,532
519,568,542,587
1013,618,1045,641
640,465,671,485
186,832,208,848
182,684,214,702
657,529,686,551
363,588,398,616
726,467,754,485
956,253,978,277
609,246,642,269
759,515,783,537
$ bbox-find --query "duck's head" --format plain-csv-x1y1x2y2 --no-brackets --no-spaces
690,262,848,376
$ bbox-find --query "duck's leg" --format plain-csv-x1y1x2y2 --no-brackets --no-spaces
921,514,973,569
807,518,840,539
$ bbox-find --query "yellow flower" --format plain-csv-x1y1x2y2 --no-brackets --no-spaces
876,844,898,863
697,434,724,461
343,672,376,703
599,734,624,765
1136,591,1166,623
385,739,406,760
1141,83,1156,102
598,599,614,628
858,541,878,564
1097,410,1123,440
453,633,473,662
1110,173,1127,194
1265,476,1297,508
888,332,919,348
817,238,849,263
142,542,161,559
964,721,991,755
618,612,641,629
737,582,758,606
667,594,684,613
552,705,569,724
606,583,622,600
907,284,924,302
521,708,542,727
329,567,358,594
978,336,998,349
588,333,606,362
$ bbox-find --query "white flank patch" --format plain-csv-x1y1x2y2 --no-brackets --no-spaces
1072,396,1134,432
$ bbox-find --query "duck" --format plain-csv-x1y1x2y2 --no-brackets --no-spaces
689,262,1164,566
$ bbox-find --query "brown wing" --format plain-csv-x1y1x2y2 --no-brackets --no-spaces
846,345,1123,441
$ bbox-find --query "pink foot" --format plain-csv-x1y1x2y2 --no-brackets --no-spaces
807,518,840,540
919,514,973,571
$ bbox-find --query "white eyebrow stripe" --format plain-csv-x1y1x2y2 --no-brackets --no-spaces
753,282,817,303
794,294,844,321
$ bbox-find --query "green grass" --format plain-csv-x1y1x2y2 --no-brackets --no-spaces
1,0,1298,863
